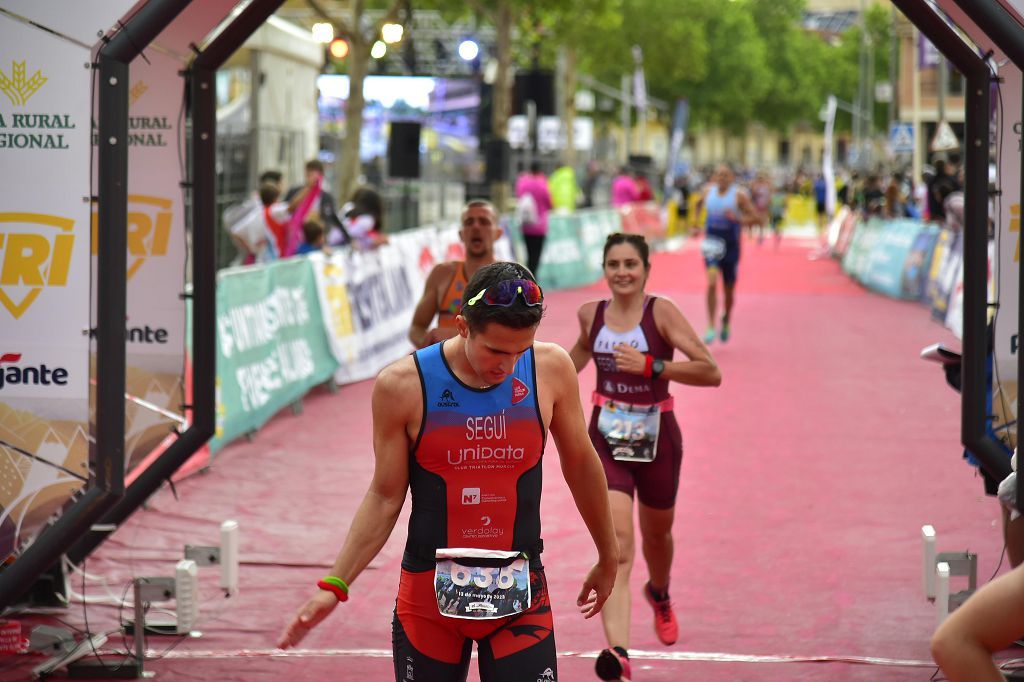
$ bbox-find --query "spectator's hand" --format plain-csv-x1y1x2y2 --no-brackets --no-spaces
423,327,454,346
612,343,646,375
577,559,616,619
277,590,338,649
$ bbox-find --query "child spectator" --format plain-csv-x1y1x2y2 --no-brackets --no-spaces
295,218,326,255
260,181,292,260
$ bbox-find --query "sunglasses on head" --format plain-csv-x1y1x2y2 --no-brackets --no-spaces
464,279,544,308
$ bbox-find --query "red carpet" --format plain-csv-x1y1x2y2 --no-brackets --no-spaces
3,234,1002,681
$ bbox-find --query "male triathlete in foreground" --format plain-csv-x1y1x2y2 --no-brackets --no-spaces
280,262,619,681
409,200,504,348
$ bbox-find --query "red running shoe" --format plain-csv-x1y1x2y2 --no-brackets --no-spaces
644,582,678,645
595,648,631,681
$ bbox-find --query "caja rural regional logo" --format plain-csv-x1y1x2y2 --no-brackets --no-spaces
0,212,74,319
0,61,46,107
91,195,173,279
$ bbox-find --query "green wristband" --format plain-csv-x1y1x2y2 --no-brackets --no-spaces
321,575,349,594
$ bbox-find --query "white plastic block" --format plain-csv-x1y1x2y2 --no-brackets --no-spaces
936,561,951,626
220,520,239,595
922,525,937,599
176,559,199,634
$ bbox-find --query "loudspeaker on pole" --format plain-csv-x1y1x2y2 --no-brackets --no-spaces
388,121,422,179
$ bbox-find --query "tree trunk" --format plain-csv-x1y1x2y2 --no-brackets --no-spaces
562,46,578,167
489,0,513,211
335,0,368,207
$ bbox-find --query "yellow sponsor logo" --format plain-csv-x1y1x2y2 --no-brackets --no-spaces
1011,203,1020,263
0,213,74,319
91,194,173,279
129,81,148,106
0,60,46,107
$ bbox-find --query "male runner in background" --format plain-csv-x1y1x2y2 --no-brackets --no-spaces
409,200,504,349
279,262,619,681
695,164,757,344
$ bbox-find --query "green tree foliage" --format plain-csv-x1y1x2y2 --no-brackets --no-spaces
683,1,770,132
579,0,710,109
831,3,893,133
746,0,835,131
571,0,892,135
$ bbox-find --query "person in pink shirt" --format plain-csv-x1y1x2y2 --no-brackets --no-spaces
515,161,553,276
611,167,640,207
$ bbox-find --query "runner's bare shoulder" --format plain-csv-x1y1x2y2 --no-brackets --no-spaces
532,342,575,380
576,300,601,327
373,354,421,412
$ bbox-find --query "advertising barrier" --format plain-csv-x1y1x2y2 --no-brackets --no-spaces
506,207,659,291
859,220,929,299
0,14,98,559
103,50,188,474
900,225,940,301
311,222,515,386
928,230,962,323
841,218,881,280
211,258,339,452
994,65,1021,438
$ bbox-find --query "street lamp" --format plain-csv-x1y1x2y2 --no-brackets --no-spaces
312,22,334,44
458,39,479,61
381,23,404,44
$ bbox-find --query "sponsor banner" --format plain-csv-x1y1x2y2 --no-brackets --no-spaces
781,195,817,231
311,223,516,387
537,214,593,290
0,1,140,48
312,225,484,385
509,209,621,291
618,202,664,238
211,259,338,451
89,50,188,471
928,230,962,324
314,235,422,385
841,218,881,280
945,240,997,342
995,65,1021,430
832,211,860,258
825,205,849,252
0,16,94,557
900,224,940,301
859,220,928,299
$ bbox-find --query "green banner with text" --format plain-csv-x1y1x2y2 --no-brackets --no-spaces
211,259,338,451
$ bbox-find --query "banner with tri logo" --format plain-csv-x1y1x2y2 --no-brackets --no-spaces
89,49,189,472
994,64,1021,444
0,4,135,561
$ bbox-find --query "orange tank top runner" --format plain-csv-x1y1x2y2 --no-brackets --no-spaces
436,263,468,331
